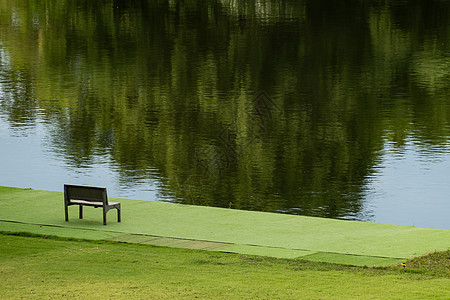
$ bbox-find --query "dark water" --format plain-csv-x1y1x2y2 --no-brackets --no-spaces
1,0,450,229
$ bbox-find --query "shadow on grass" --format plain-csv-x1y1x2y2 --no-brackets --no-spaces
1,231,449,278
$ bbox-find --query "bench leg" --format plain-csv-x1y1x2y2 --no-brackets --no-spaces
79,205,83,219
117,208,121,223
103,208,107,225
65,205,69,222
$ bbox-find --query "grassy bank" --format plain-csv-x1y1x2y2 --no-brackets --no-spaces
2,186,450,267
1,233,449,299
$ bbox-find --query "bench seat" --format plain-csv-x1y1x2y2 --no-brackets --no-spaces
68,199,120,208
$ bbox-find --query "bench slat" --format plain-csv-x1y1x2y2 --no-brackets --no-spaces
69,199,120,206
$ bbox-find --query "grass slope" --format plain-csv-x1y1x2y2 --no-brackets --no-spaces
0,233,449,299
1,186,449,266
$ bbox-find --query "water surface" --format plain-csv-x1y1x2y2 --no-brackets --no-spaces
1,0,450,229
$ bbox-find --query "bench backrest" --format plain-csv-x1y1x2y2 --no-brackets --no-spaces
64,184,108,204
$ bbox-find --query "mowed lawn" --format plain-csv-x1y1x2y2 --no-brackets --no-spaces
0,233,449,299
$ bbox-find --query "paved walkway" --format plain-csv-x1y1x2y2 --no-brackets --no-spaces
1,186,449,266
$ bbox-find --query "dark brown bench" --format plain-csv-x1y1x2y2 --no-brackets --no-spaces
64,184,121,225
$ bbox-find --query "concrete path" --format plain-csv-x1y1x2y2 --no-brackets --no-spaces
1,186,449,266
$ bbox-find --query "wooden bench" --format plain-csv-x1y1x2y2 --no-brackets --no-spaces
64,184,121,225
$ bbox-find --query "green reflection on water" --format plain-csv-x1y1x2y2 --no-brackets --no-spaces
1,0,450,222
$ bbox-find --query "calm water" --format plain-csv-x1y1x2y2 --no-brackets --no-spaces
1,0,450,229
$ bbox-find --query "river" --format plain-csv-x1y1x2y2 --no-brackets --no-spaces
1,0,450,229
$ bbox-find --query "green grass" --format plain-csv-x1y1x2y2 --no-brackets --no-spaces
0,233,449,299
406,250,450,277
2,186,450,266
